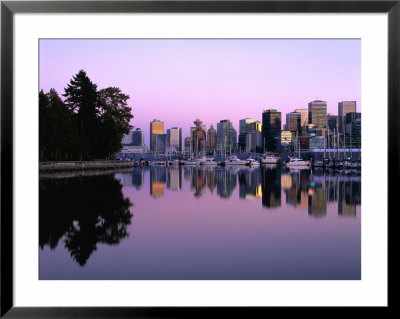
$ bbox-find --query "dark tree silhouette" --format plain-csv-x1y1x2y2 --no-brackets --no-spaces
39,70,133,160
39,175,133,266
97,87,133,159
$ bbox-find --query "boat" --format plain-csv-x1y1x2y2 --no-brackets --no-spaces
260,154,279,164
224,155,248,166
153,160,167,167
246,158,260,166
260,138,279,164
200,157,219,166
285,156,310,167
286,131,310,167
181,157,200,165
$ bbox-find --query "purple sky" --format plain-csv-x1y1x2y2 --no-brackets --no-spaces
39,39,360,146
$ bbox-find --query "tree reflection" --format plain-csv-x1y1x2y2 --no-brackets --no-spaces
39,174,133,266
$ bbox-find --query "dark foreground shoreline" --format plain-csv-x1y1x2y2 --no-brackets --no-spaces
39,160,135,173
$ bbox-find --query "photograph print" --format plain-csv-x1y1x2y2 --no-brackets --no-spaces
39,39,361,280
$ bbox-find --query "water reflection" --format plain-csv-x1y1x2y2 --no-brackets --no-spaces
117,166,361,217
40,166,361,279
39,174,133,266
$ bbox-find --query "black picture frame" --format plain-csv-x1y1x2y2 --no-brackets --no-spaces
0,0,396,317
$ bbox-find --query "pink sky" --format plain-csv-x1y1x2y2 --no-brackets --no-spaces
39,39,360,146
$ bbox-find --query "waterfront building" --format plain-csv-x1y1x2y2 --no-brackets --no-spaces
184,137,192,153
245,130,263,153
309,136,325,150
294,135,314,151
155,134,168,153
327,115,338,133
294,108,308,126
286,112,302,133
217,119,237,153
206,125,217,153
132,128,144,146
278,130,292,150
239,118,262,151
167,127,182,152
150,119,164,152
345,115,361,148
308,100,327,128
262,109,281,152
122,130,134,145
338,101,356,135
121,128,147,153
192,119,207,154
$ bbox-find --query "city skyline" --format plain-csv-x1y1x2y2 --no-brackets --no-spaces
40,39,361,146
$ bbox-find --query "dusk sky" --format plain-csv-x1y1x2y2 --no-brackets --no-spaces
39,39,360,146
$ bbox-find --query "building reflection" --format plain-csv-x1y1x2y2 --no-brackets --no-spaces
131,167,144,189
190,168,207,197
238,167,262,200
150,167,166,198
261,166,281,209
216,167,237,199
141,166,360,216
167,167,182,191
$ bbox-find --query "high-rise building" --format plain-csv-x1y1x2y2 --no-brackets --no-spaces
121,130,134,145
285,112,302,133
294,108,308,126
150,119,164,152
192,119,207,154
132,128,144,146
245,130,262,152
327,115,338,133
184,137,192,153
345,113,361,148
239,118,262,151
262,109,281,152
206,125,217,152
167,127,182,152
155,134,167,153
308,100,327,128
338,101,356,134
217,119,237,153
279,130,292,150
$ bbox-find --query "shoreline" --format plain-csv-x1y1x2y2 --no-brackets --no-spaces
39,160,135,172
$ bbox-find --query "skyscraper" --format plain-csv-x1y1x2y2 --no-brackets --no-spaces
338,101,356,135
192,119,207,154
206,125,217,152
155,134,167,153
217,120,237,153
285,112,302,133
262,109,281,152
308,100,327,128
150,119,164,152
167,127,182,152
239,118,261,151
327,115,338,133
294,108,308,126
132,128,144,146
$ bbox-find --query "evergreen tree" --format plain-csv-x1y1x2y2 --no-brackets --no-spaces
97,87,133,159
63,70,99,159
39,70,133,161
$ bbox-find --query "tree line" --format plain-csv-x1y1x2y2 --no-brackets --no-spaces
39,70,133,161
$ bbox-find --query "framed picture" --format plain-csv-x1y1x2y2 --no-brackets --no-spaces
1,0,395,317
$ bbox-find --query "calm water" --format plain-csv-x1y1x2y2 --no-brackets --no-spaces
39,166,361,280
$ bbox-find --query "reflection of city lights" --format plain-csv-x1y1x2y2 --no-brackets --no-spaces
281,174,292,189
256,184,262,197
151,182,164,198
